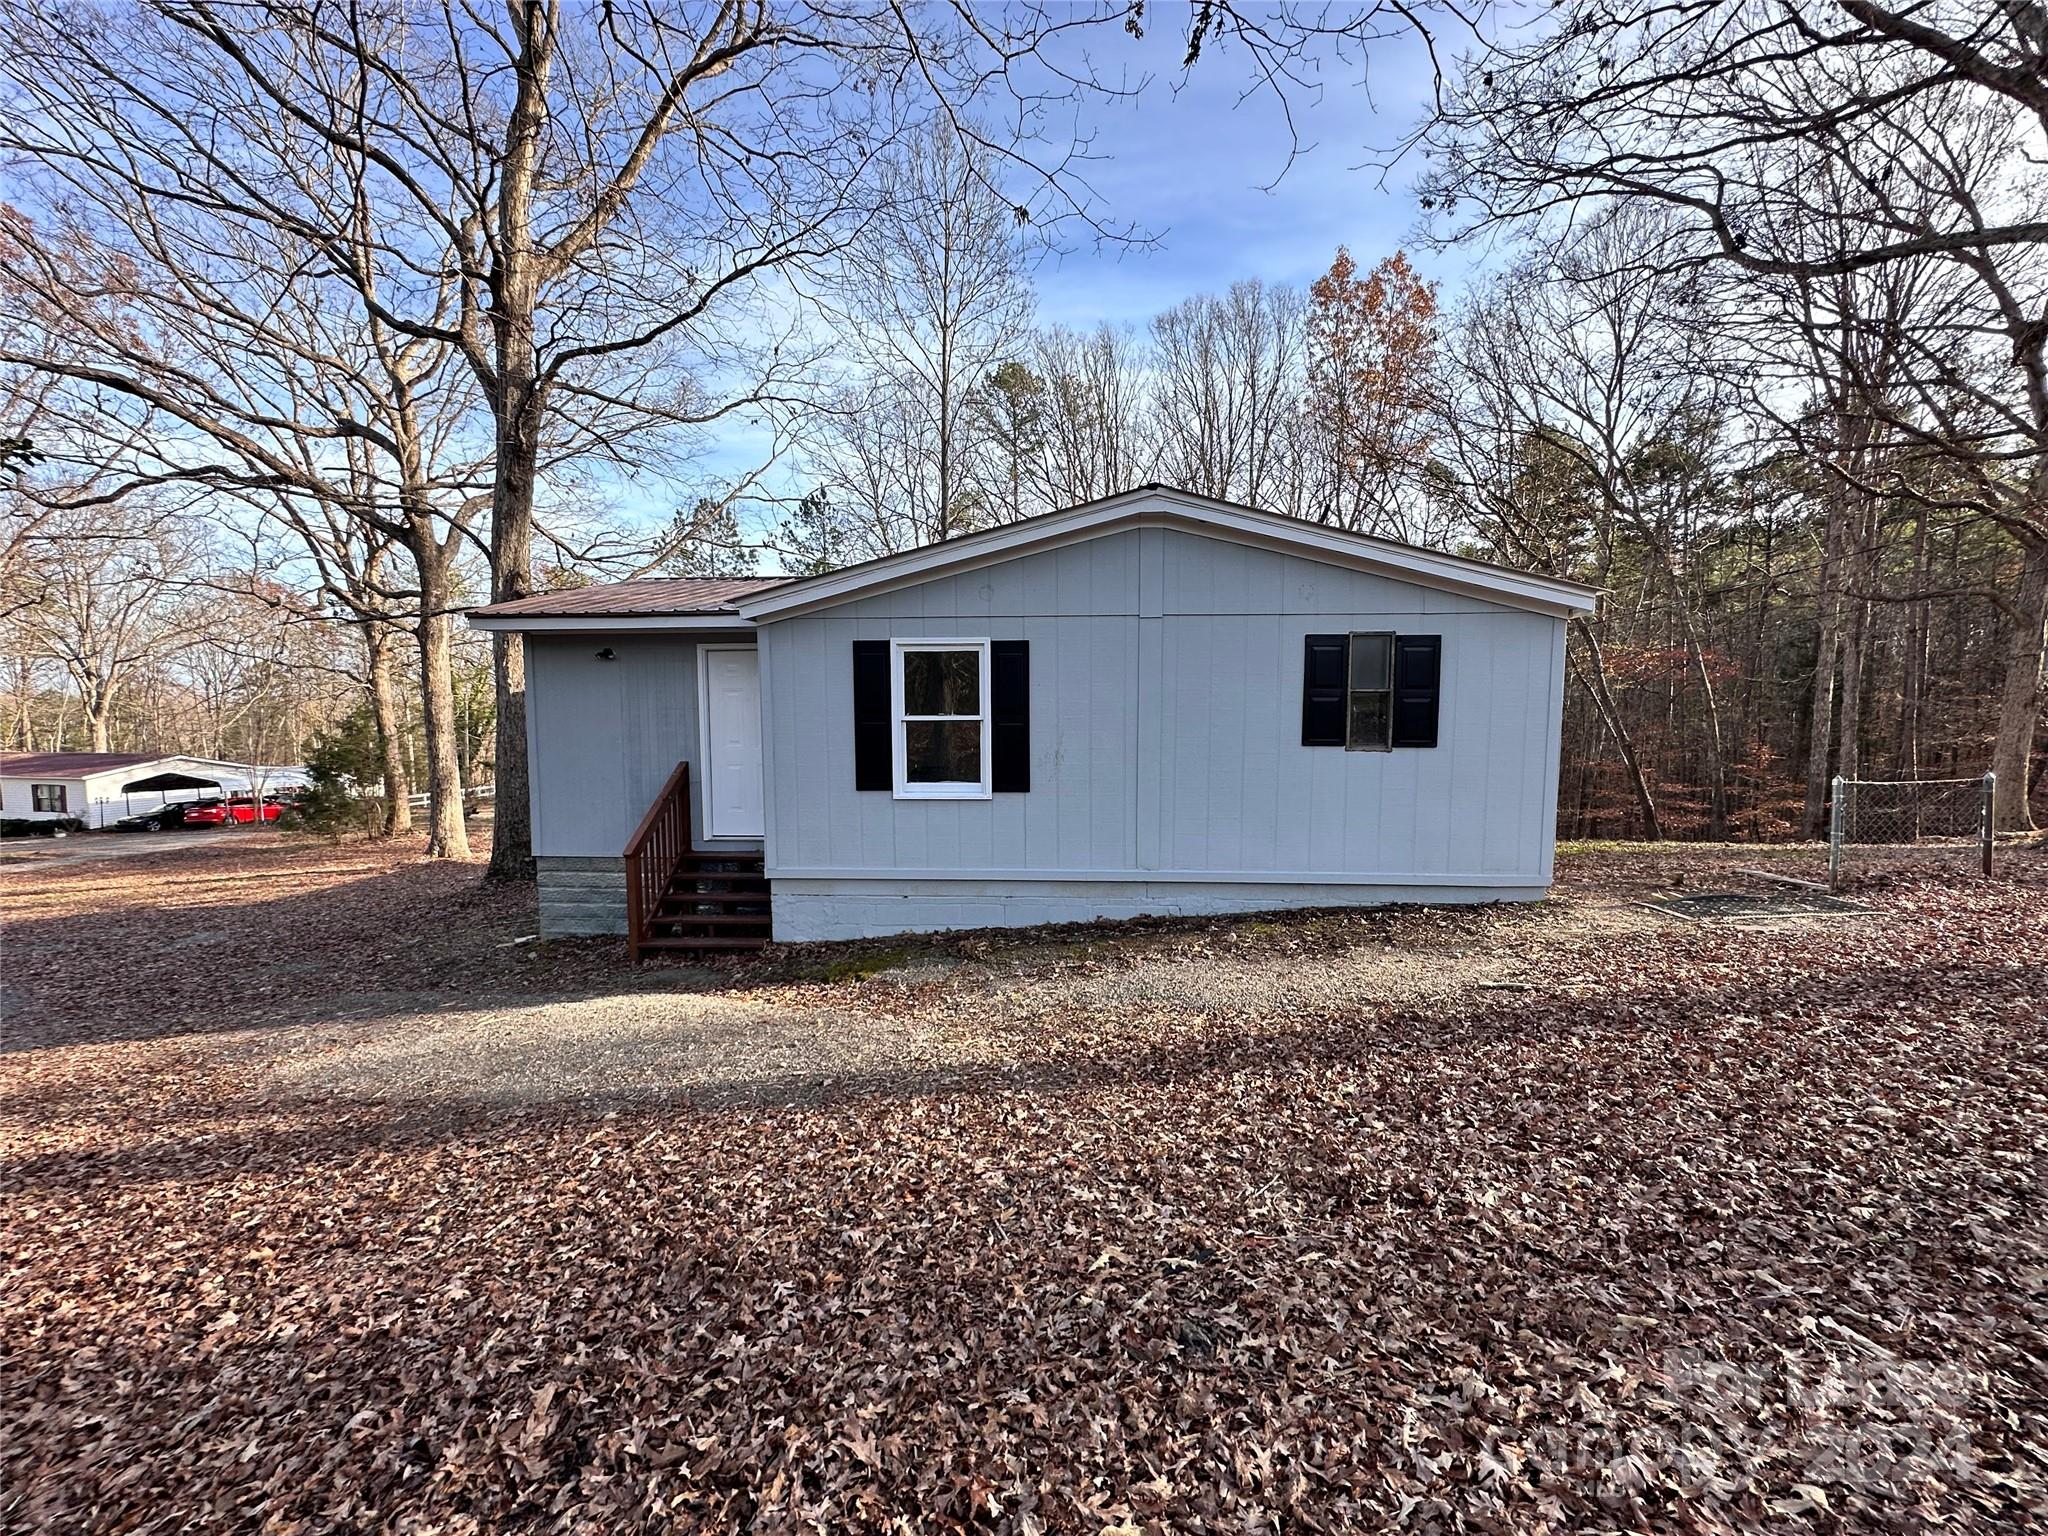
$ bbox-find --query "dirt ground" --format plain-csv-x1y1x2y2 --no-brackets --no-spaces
2,832,2043,1532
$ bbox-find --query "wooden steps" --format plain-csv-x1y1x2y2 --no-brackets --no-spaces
623,761,772,960
644,849,771,953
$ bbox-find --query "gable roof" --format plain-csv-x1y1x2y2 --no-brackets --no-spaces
469,575,789,629
0,752,308,783
0,751,161,778
734,486,1602,621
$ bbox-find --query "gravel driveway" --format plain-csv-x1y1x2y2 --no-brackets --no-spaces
0,826,269,869
260,897,1659,1109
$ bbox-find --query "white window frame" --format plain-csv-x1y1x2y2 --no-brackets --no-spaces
890,638,991,800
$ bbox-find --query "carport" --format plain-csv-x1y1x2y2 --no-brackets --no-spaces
121,770,227,802
112,769,231,829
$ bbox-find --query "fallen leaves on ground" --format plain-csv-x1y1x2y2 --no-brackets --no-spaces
1,835,2043,1533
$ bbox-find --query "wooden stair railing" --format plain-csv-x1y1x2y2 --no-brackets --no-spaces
623,760,692,962
623,761,772,958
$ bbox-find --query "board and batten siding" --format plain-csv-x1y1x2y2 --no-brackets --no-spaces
525,632,753,933
758,526,1566,939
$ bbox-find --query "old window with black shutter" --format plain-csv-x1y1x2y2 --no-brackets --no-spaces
1302,632,1441,750
31,783,67,813
1347,632,1393,751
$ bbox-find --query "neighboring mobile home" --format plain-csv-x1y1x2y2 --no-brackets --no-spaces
0,752,310,830
468,487,1601,950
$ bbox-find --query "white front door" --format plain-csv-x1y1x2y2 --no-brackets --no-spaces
700,646,764,839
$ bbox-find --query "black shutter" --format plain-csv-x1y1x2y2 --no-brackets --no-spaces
1301,633,1347,746
852,639,891,790
1391,634,1441,748
991,639,1030,792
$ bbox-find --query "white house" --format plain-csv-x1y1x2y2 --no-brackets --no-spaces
0,752,310,830
468,486,1601,952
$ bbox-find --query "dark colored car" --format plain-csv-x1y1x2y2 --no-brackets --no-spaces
113,800,222,833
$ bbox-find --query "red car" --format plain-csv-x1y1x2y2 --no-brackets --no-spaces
183,795,286,827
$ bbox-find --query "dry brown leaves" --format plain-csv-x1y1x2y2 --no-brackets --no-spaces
1,836,2043,1533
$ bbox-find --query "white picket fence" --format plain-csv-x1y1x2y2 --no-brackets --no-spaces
406,782,494,812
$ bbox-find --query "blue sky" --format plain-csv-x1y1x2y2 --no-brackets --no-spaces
1027,12,1463,327
652,11,1485,551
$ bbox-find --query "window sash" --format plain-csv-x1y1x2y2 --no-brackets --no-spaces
31,783,66,813
890,639,991,798
1346,631,1394,751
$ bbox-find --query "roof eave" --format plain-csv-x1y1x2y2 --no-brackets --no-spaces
735,490,1601,621
465,611,761,633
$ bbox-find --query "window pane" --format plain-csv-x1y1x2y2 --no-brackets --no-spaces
1349,632,1391,689
902,649,980,716
1348,690,1390,750
904,721,982,784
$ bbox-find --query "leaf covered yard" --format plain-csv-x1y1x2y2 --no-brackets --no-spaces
2,837,2044,1533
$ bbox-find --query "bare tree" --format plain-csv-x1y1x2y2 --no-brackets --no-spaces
4,0,1145,874
1420,11,2048,829
0,184,489,852
802,123,1037,551
1030,323,1151,508
1433,277,1668,838
1417,2,2048,276
1729,95,2048,829
1148,280,1304,509
6,499,214,752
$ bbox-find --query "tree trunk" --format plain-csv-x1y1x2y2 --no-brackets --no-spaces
1897,507,1930,778
482,6,547,882
1835,484,1883,788
1836,589,1867,786
365,618,412,835
1570,617,1662,841
1991,534,2046,831
82,672,114,752
1650,550,1729,839
485,398,538,880
1803,491,1848,837
416,588,470,860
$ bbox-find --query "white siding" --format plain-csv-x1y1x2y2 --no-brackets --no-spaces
758,527,1566,899
0,777,87,822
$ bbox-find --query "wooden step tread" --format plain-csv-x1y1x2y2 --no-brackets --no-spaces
658,889,770,905
638,935,771,951
648,913,772,928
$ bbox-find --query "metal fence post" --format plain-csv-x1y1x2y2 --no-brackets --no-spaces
1981,771,1996,878
1828,774,1845,893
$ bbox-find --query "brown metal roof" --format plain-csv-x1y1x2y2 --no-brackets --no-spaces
0,751,162,777
469,576,789,620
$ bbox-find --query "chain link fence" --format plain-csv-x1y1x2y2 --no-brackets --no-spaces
1829,774,1995,892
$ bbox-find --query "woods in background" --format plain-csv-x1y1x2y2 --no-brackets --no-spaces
1,0,2041,846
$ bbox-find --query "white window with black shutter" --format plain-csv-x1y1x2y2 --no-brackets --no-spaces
851,638,1031,799
1302,632,1441,750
